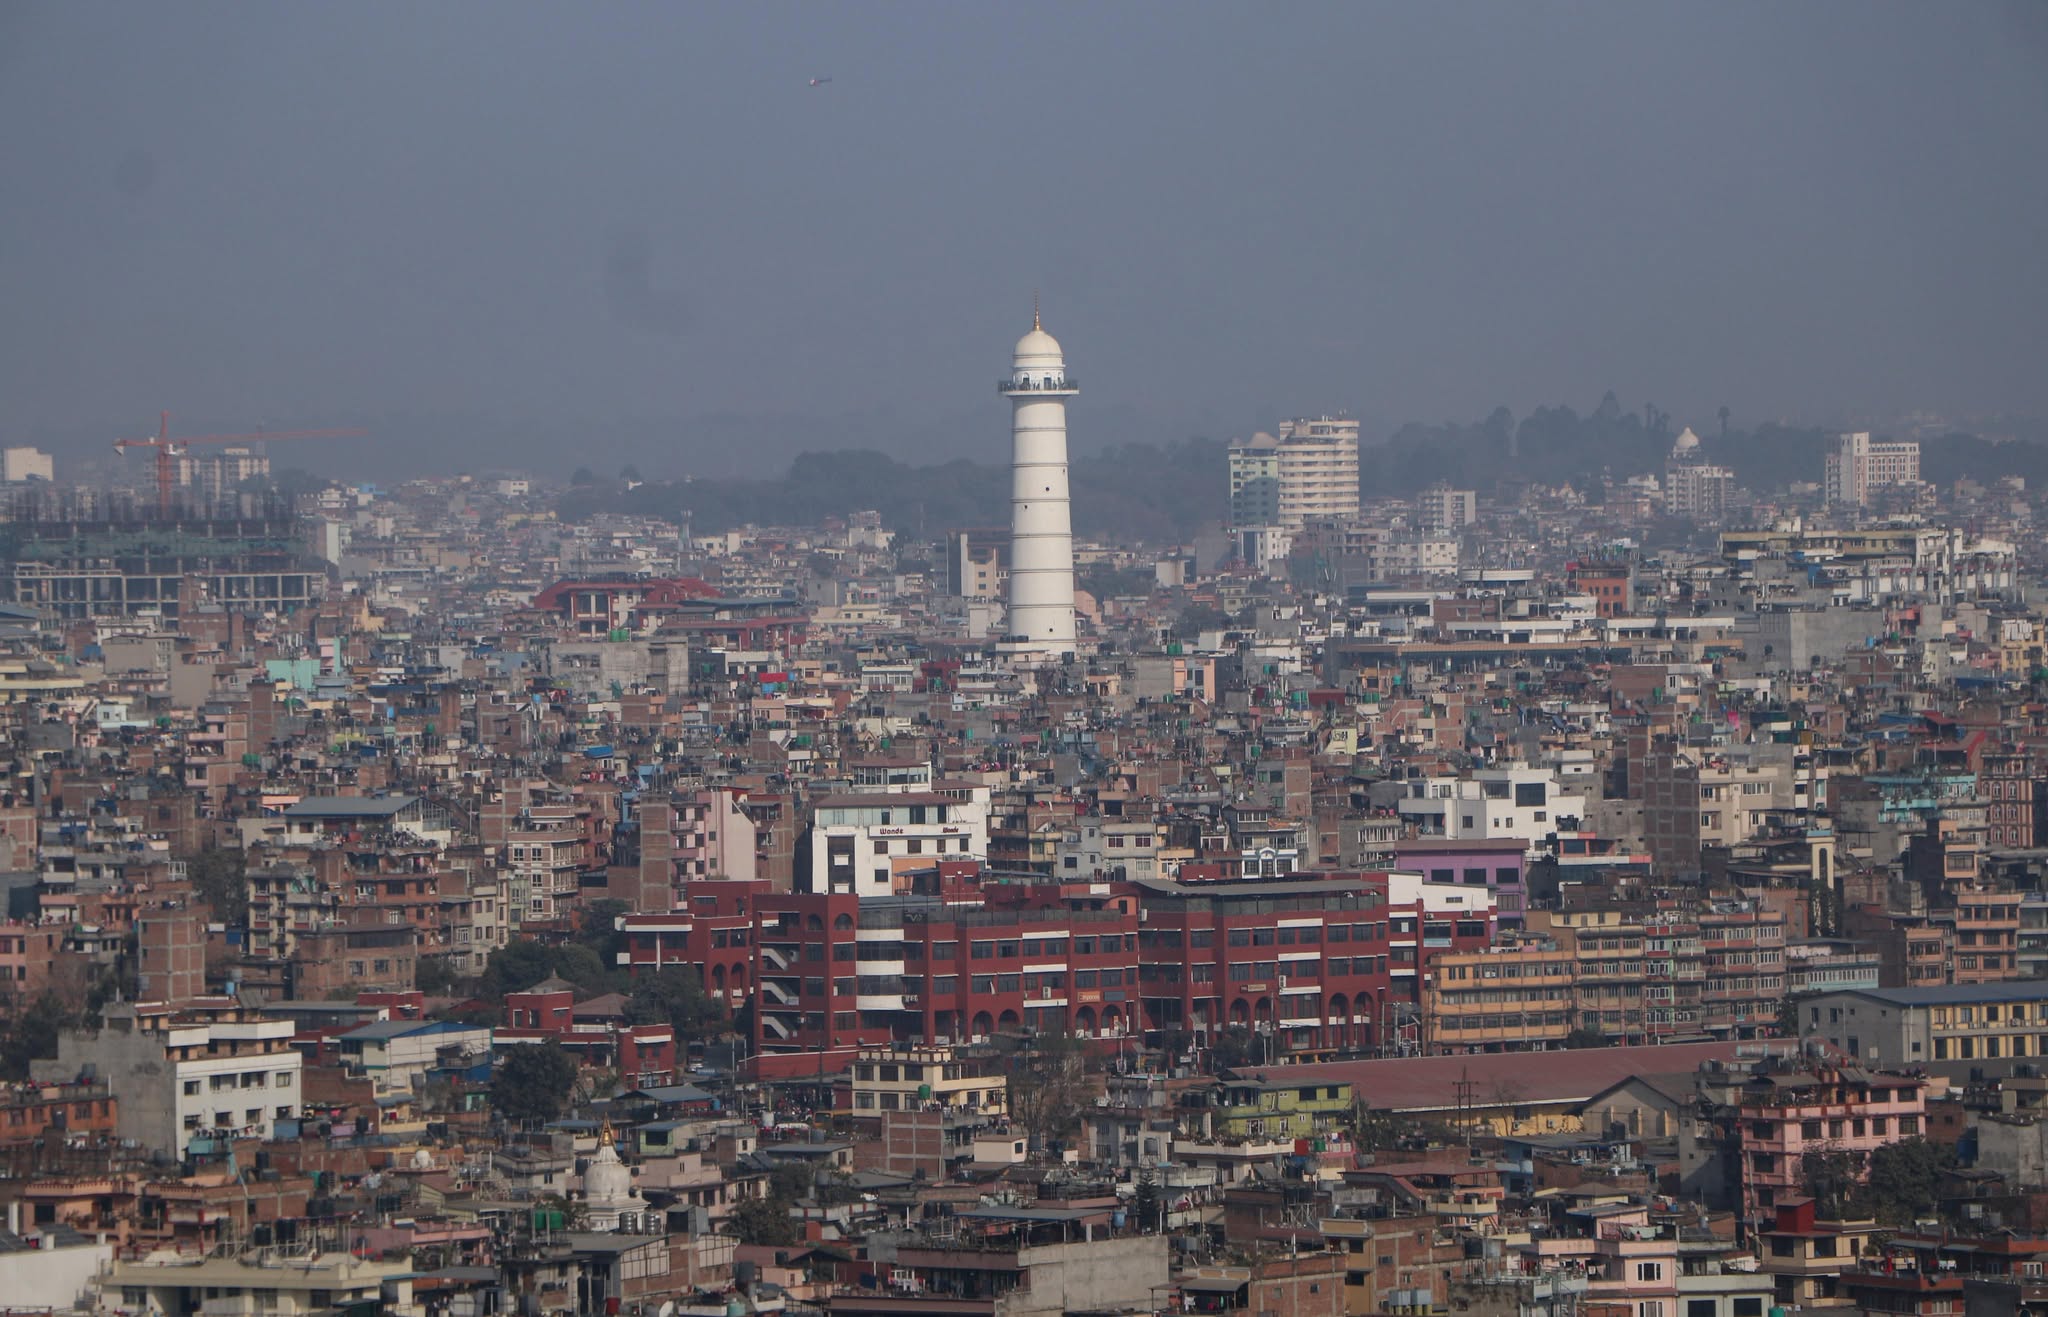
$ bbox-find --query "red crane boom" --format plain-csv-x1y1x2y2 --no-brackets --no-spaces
113,411,364,513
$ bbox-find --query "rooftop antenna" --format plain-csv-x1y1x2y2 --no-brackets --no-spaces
1033,292,1041,331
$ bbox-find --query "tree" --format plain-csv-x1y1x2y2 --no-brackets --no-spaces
549,944,614,994
1858,1138,1951,1224
186,848,249,927
0,993,72,1081
1801,1137,1951,1224
768,1160,816,1204
491,1043,579,1125
1801,1145,1864,1218
1208,1025,1258,1073
415,956,461,997
1134,1167,1161,1233
479,940,557,997
727,1196,798,1246
1008,1032,1091,1154
624,966,727,1040
1563,1026,1611,1050
579,899,630,961
571,466,596,485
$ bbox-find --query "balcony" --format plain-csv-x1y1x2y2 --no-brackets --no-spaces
997,376,1079,394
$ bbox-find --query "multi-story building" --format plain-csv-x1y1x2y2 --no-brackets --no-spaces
1227,439,1282,529
1797,981,2048,1073
798,790,990,897
750,885,1141,1067
847,1043,1007,1116
1756,1195,1888,1310
1392,839,1528,927
34,1001,301,1156
1699,903,1788,1037
632,788,759,903
743,870,1492,1072
504,803,594,928
1665,428,1735,521
1940,885,2022,983
1138,872,1494,1058
1643,745,1824,878
1417,486,1478,533
4,511,324,621
1394,768,1586,858
1982,751,2043,849
1783,938,1883,997
0,447,54,483
1424,934,1577,1051
615,878,764,1004
1275,416,1360,525
1178,1073,1354,1140
1824,431,1921,508
1733,1061,1926,1219
945,527,1008,600
97,1253,423,1317
178,446,269,504
1228,417,1360,531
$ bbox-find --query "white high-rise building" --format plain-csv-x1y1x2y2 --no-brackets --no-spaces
1664,427,1736,522
999,308,1078,660
1824,431,1920,508
0,447,53,483
1226,416,1360,531
1418,485,1478,532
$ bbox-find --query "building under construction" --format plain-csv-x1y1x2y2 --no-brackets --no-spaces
0,488,326,621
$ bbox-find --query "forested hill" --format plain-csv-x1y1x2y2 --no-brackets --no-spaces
553,397,2048,543
1372,395,2048,496
555,438,1229,541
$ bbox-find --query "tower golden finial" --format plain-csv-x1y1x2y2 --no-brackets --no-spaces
1033,292,1041,332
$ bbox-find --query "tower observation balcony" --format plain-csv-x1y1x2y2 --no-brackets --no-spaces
998,376,1079,395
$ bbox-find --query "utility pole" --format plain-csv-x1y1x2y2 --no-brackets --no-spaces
1453,1066,1476,1151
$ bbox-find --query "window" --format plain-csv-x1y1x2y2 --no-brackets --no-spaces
1689,1302,1717,1317
1635,1263,1663,1283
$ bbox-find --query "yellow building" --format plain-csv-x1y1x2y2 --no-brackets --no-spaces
1425,937,1576,1051
848,1044,1007,1116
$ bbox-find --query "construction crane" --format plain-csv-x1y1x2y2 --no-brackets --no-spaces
113,411,364,514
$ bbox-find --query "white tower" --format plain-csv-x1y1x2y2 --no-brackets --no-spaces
1000,304,1079,660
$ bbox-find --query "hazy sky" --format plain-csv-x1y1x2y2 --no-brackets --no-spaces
3,2,2045,477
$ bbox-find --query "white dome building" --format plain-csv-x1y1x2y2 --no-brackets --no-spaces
581,1125,646,1231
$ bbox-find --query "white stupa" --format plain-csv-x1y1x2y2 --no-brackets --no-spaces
581,1123,646,1231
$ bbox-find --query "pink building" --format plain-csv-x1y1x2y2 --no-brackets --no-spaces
1737,1063,1927,1219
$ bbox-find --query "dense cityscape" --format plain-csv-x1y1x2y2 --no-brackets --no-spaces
9,0,2048,1311
0,307,2041,1317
